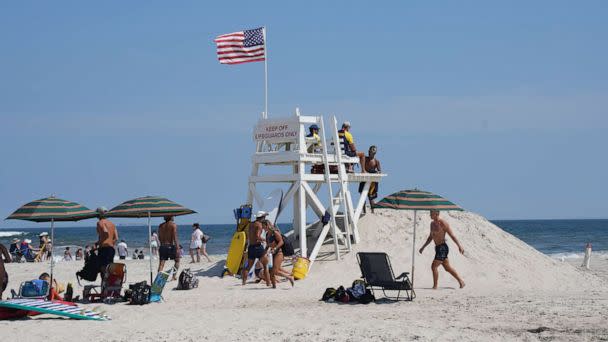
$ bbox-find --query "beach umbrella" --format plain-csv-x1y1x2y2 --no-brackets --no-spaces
6,196,97,285
106,196,196,284
374,189,463,287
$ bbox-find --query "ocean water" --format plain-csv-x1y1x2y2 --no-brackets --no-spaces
1,220,606,261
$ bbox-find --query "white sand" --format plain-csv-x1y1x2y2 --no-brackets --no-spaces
2,210,607,341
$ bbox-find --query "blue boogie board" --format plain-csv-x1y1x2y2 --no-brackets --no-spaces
0,298,109,320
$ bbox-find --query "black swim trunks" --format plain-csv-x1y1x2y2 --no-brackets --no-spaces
247,244,265,260
159,244,178,261
434,243,449,261
98,246,116,268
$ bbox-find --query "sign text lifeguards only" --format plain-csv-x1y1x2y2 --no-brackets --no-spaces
253,119,299,143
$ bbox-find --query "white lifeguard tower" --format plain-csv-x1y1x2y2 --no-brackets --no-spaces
246,109,386,268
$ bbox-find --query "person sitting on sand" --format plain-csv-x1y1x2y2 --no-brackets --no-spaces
138,250,144,260
133,249,139,260
63,247,73,261
39,272,63,301
338,121,367,173
0,243,11,299
242,211,271,286
96,207,118,273
158,215,180,280
419,210,466,289
264,221,294,288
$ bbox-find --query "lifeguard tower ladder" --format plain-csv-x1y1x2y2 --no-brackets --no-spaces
246,109,386,268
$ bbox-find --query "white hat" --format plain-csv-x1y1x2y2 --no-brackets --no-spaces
24,239,32,244
96,206,108,215
342,121,351,127
12,238,20,243
255,211,268,218
39,232,48,237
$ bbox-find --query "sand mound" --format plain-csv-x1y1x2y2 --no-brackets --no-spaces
308,210,602,293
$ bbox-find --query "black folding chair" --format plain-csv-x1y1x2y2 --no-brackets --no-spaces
357,252,415,301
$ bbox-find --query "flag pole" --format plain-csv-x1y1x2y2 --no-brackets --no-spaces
263,26,268,119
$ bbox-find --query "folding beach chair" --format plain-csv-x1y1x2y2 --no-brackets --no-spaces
83,263,126,303
357,252,414,301
11,279,50,299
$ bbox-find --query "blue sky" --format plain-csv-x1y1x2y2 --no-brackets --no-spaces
1,1,607,227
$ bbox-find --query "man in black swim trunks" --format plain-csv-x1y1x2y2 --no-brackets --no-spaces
241,211,271,286
419,210,465,289
158,215,180,281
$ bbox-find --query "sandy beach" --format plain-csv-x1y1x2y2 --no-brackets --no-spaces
2,210,607,341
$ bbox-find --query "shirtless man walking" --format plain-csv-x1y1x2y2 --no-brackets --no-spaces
158,215,180,280
241,211,271,286
419,210,465,289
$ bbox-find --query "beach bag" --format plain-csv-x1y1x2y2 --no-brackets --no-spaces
335,286,350,303
129,281,151,305
348,280,367,300
358,289,375,304
177,269,198,290
321,287,337,301
76,253,100,284
281,234,295,256
201,234,211,243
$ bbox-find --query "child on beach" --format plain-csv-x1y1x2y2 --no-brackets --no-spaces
419,210,466,289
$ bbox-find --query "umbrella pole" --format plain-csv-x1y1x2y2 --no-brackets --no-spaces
50,218,55,288
148,211,153,285
411,210,417,287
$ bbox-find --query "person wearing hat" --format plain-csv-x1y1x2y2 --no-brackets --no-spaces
241,211,271,286
20,239,37,261
338,121,367,173
96,207,119,274
306,124,322,153
37,232,50,261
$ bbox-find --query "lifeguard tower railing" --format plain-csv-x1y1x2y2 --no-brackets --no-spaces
246,109,385,267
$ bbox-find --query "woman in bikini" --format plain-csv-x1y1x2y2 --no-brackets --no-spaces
263,221,294,288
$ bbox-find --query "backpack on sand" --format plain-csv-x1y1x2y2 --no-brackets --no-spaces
335,286,350,303
321,287,337,301
177,269,199,290
129,281,151,305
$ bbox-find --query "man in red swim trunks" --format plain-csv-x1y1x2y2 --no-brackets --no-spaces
419,210,465,289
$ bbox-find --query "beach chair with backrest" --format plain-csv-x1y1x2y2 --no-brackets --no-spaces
357,252,414,301
83,263,127,303
11,279,50,299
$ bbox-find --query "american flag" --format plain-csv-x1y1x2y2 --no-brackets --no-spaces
214,27,265,65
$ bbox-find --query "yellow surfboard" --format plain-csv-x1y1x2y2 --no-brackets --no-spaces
225,231,247,275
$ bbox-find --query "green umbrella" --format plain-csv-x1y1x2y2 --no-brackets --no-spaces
374,189,463,287
107,196,196,284
6,196,97,286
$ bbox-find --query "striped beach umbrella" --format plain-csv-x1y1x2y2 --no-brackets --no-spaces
107,196,196,284
106,196,196,218
374,189,463,287
6,196,97,285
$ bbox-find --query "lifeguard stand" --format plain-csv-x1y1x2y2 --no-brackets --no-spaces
246,109,386,268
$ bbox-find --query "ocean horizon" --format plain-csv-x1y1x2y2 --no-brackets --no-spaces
2,219,606,261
